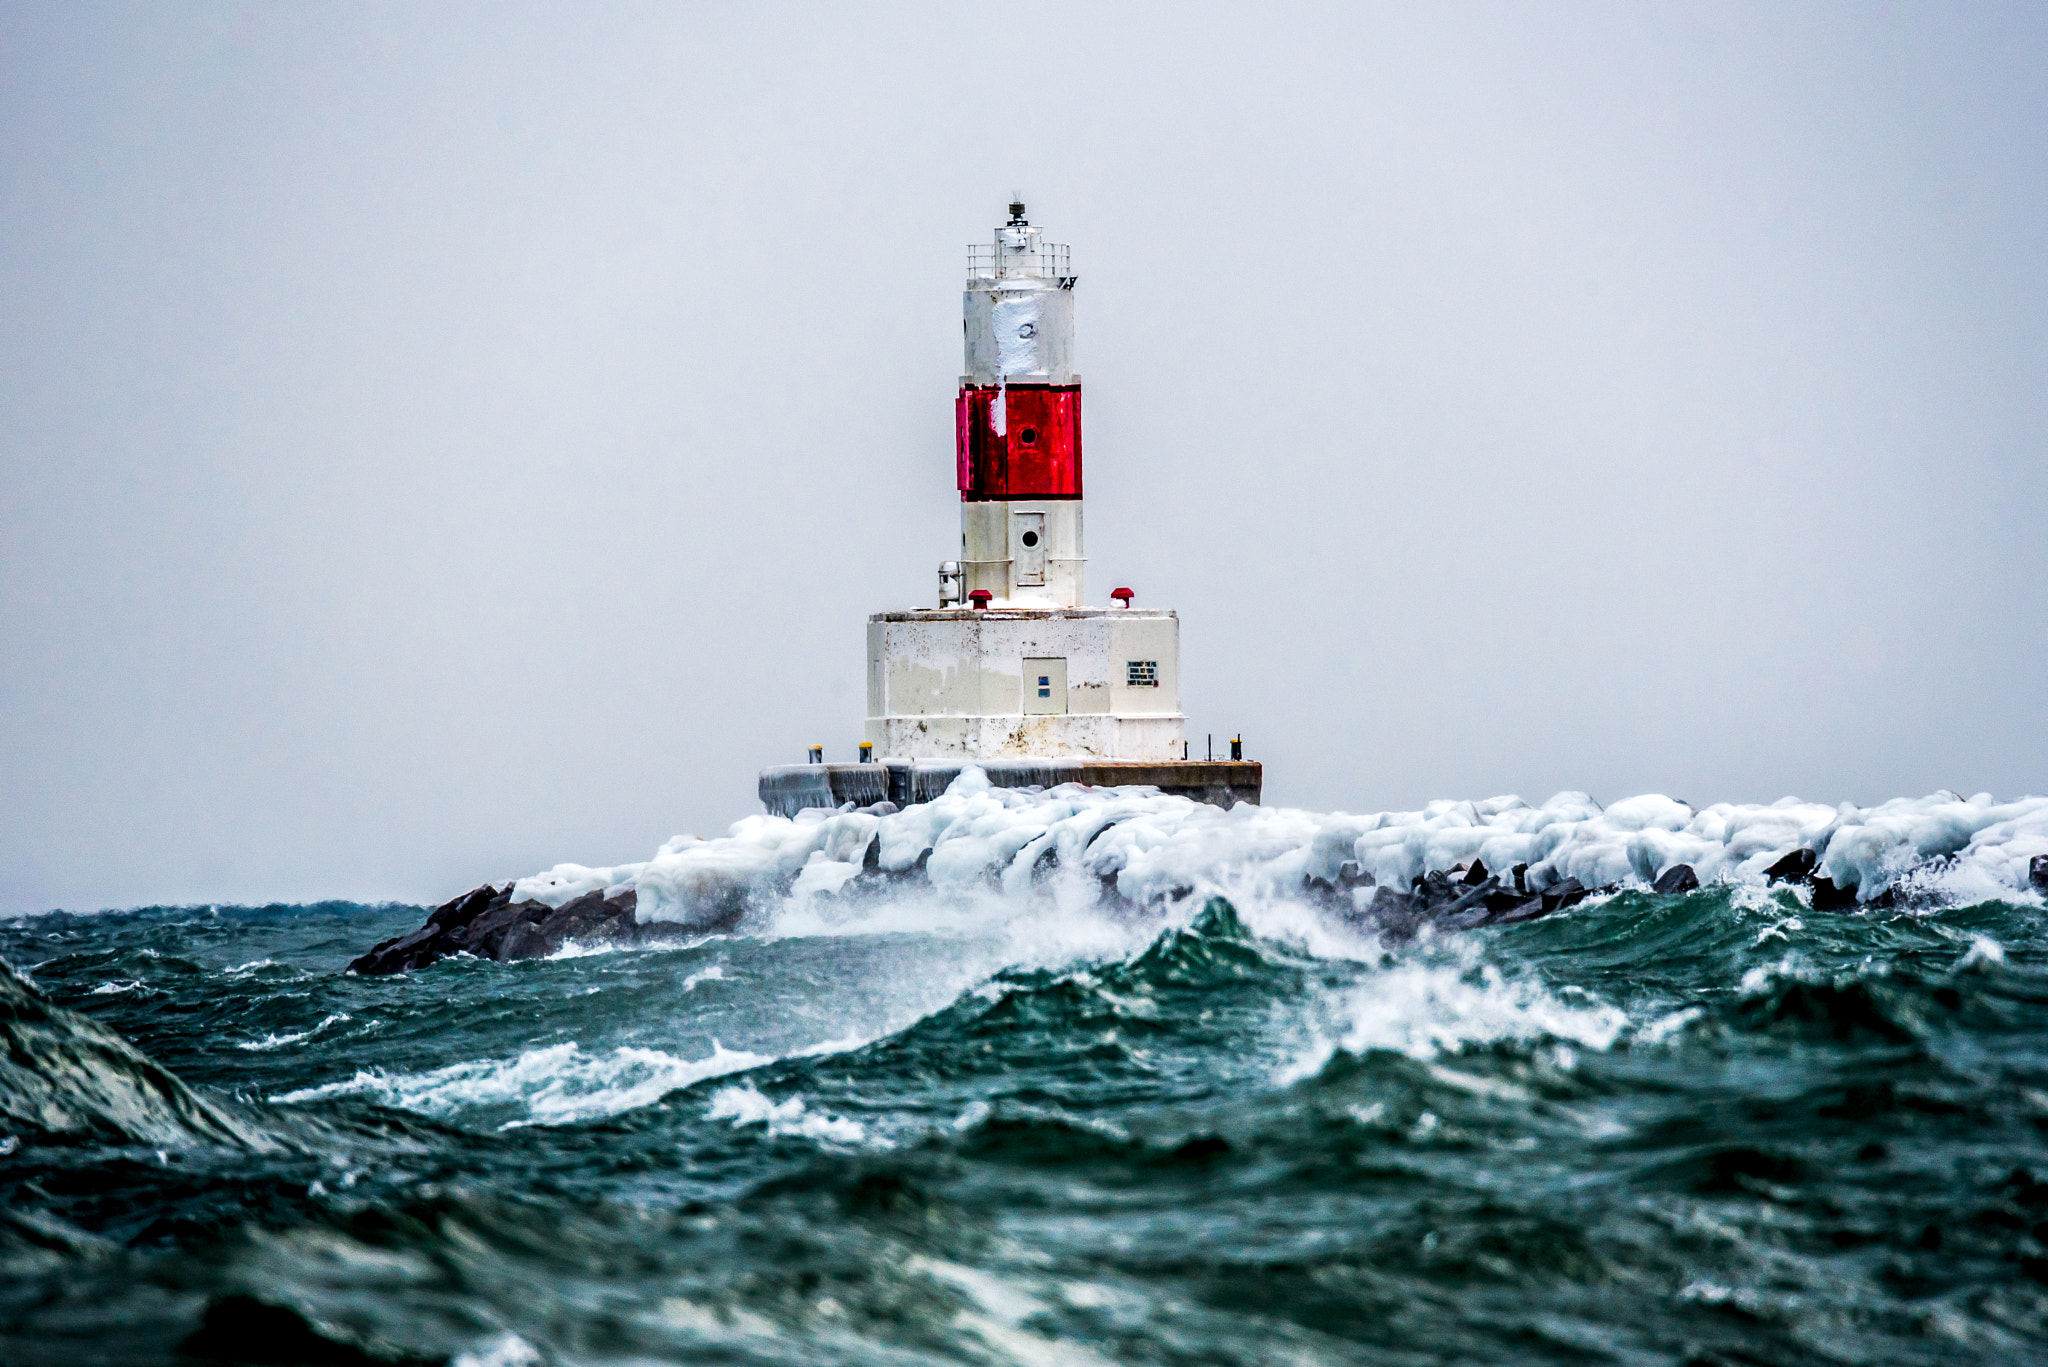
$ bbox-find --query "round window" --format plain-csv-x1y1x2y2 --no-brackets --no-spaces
1018,427,1038,446
1020,531,1040,548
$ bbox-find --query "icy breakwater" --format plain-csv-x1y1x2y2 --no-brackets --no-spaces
349,775,2048,973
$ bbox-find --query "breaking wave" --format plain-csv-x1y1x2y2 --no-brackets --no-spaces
272,1039,778,1129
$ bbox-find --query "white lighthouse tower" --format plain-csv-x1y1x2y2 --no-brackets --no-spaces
761,203,1257,814
866,202,1185,762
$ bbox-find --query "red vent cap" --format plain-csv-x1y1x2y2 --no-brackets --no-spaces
969,589,993,610
1110,587,1135,606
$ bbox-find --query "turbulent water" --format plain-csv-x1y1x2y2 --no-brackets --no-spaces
4,789,2048,1365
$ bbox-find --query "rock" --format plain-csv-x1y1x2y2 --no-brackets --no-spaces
1412,869,1460,911
1810,877,1859,911
2031,855,2048,894
1345,864,1568,940
1434,876,1506,929
1461,859,1490,888
346,883,700,976
1652,864,1700,895
1756,846,1860,909
1303,860,1377,909
1542,877,1592,913
1764,849,1820,885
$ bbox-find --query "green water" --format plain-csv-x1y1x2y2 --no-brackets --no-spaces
2,881,2045,1365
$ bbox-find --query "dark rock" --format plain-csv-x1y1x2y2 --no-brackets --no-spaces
1764,848,1820,885
2031,855,2048,894
1486,894,1554,925
1762,847,1861,906
1541,877,1591,914
1511,862,1528,894
1651,863,1700,895
1433,877,1505,930
1304,860,1376,906
345,884,508,975
347,883,685,976
1461,859,1489,888
1810,877,1859,911
1346,885,1423,941
1413,869,1460,911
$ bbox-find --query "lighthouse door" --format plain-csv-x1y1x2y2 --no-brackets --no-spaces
1022,657,1067,714
1011,511,1047,586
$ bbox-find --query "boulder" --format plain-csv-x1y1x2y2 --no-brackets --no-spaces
1542,877,1592,914
346,883,697,976
2031,855,2048,894
1810,877,1859,911
1764,848,1820,885
1651,863,1700,895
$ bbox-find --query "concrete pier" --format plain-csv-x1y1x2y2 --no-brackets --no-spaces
759,758,1261,817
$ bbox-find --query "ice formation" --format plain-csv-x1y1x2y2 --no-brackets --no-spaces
512,770,2048,925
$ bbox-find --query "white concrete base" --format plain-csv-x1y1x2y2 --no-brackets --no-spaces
866,607,1185,762
868,714,1185,762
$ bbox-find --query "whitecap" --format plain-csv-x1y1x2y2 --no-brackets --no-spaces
270,1039,774,1128
706,1084,875,1146
238,1013,350,1052
1277,950,1627,1082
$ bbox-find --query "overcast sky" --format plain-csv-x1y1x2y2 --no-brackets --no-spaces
3,3,2044,914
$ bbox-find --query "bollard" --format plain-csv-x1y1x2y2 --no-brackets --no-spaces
1230,736,1242,761
859,742,873,762
808,745,823,764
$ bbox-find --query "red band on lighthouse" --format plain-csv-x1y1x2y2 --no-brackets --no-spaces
955,384,1082,501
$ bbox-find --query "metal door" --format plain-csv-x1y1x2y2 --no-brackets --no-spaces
1022,657,1067,714
1011,511,1046,586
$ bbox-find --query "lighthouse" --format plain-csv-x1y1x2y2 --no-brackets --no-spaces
953,202,1085,608
760,203,1259,813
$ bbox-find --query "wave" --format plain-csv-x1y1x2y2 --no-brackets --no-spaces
269,1040,779,1129
0,958,276,1151
706,1084,875,1146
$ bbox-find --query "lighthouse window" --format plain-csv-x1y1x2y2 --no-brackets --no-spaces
1037,675,1052,697
1126,660,1159,687
1018,427,1038,446
1020,530,1040,548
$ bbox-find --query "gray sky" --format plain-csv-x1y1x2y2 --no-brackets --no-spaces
3,2,2044,914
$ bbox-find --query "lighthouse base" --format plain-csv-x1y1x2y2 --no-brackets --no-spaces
865,606,1184,762
868,714,1182,762
760,758,1261,817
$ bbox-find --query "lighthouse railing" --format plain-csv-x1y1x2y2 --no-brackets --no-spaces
966,241,1071,283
